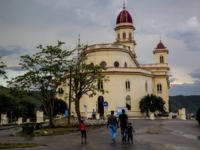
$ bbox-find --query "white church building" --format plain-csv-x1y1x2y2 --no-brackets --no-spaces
58,5,170,117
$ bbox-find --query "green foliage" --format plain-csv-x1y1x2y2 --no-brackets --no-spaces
139,94,166,116
0,86,36,119
67,44,109,122
7,41,74,127
169,95,200,113
22,123,35,135
40,98,68,117
0,56,7,79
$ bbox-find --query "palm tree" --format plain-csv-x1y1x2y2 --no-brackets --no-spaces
139,94,166,116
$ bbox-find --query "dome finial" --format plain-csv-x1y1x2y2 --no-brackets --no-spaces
123,1,126,10
159,35,162,43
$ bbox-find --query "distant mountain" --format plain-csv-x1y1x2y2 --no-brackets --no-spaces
169,95,200,114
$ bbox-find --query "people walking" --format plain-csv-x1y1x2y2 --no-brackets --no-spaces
107,110,118,143
127,122,135,143
118,109,128,142
92,109,96,119
80,118,87,144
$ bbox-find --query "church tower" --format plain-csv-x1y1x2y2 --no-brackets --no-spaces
153,40,169,64
114,4,136,54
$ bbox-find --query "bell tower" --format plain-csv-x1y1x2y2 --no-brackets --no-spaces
114,4,136,53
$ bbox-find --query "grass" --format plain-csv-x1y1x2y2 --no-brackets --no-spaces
0,143,44,149
14,125,104,136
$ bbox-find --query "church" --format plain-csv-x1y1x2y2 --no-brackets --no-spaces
58,5,170,117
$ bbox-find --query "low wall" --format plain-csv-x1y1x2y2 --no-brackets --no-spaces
53,117,107,127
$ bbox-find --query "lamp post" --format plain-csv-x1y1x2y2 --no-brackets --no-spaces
10,111,13,125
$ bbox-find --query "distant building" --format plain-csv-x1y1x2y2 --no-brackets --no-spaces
57,5,170,117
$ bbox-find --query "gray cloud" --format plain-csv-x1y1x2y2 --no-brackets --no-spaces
188,68,200,80
170,77,179,83
169,80,200,96
0,45,24,57
166,17,200,51
6,66,26,72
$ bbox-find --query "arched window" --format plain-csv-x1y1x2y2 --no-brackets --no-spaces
98,80,103,90
126,80,130,91
160,56,164,63
126,95,131,110
145,81,148,92
90,62,94,66
124,62,127,68
118,33,120,40
157,84,162,93
58,88,64,97
129,32,132,40
123,32,126,39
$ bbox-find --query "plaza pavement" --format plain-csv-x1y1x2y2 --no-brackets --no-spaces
0,119,200,150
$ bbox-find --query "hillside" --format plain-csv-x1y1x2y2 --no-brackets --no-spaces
169,95,200,114
0,86,41,111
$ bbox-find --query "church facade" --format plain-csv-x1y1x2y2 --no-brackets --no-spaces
58,6,170,117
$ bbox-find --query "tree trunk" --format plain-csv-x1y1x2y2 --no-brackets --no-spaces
75,98,81,123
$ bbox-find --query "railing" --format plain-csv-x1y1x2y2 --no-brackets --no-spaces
86,44,130,51
140,63,168,68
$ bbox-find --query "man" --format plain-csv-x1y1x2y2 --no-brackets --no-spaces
118,109,128,142
92,109,96,119
107,110,118,143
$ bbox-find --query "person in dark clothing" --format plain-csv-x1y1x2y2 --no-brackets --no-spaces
196,108,200,125
107,110,118,143
118,109,128,142
126,122,135,143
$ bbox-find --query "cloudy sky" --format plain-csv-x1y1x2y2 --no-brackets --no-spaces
0,0,200,96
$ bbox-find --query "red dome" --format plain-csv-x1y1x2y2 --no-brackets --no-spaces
116,8,133,24
156,41,165,49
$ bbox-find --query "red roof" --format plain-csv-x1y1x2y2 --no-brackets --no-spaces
116,8,133,24
156,41,165,49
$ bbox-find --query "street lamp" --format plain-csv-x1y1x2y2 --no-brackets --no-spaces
10,111,13,125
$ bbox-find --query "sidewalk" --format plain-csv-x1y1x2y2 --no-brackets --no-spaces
0,119,200,150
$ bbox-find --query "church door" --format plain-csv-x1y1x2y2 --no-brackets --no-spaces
98,96,104,116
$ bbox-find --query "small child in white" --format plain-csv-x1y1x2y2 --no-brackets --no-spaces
126,122,135,143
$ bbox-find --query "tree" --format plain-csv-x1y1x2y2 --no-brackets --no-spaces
67,44,109,122
0,93,35,119
139,94,166,116
40,98,68,117
0,56,7,79
8,41,74,127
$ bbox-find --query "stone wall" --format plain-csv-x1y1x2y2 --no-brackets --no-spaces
53,117,107,127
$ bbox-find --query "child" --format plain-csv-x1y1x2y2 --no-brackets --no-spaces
80,118,87,144
126,122,135,143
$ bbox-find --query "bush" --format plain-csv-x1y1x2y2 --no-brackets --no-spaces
22,123,35,135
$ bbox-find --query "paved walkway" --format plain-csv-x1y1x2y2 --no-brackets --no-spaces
0,119,200,150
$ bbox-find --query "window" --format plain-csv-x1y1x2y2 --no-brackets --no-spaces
90,62,94,66
145,81,148,92
124,62,127,68
129,32,132,40
157,84,162,93
123,32,126,39
160,56,164,63
58,88,64,97
118,33,120,40
100,61,106,67
126,80,130,91
114,61,119,67
98,80,103,90
126,95,131,110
